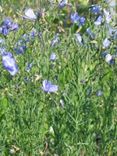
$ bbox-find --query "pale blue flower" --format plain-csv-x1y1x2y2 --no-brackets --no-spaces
103,38,111,48
10,23,19,31
101,51,114,64
70,13,85,26
103,9,111,23
79,16,85,26
42,80,58,93
23,8,37,20
105,53,115,65
50,53,56,61
94,15,103,25
59,0,67,8
70,12,80,23
29,29,37,38
0,47,6,55
75,33,83,45
96,90,103,96
2,52,18,76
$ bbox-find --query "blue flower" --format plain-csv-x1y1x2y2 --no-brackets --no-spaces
105,53,115,65
14,45,26,54
70,12,80,23
1,26,9,36
29,30,36,38
59,0,67,8
2,52,18,76
0,18,19,35
42,80,58,93
79,16,85,26
94,15,103,25
50,53,56,61
103,38,111,48
10,23,19,31
3,18,13,28
70,13,85,26
90,5,101,15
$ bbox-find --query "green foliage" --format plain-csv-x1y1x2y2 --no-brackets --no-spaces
0,1,117,155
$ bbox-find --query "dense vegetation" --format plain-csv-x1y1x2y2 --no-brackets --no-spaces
0,0,116,155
